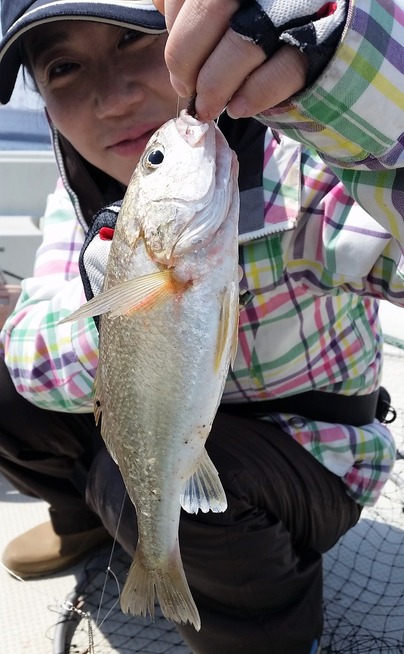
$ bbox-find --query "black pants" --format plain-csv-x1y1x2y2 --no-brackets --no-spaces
0,356,361,653
0,356,102,533
87,415,361,654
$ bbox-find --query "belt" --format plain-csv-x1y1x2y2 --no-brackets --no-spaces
219,390,381,427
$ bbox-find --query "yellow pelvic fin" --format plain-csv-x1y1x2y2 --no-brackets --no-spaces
214,288,238,373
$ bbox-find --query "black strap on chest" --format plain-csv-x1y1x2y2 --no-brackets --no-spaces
219,387,395,427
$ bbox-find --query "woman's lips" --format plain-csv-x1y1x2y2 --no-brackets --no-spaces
107,128,156,157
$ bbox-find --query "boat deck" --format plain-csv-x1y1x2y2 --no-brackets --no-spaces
1,336,404,654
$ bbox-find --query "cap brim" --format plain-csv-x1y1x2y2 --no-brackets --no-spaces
0,1,166,104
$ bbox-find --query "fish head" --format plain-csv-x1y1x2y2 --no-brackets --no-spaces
128,111,238,266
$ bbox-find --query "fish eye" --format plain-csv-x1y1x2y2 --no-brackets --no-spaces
143,147,165,172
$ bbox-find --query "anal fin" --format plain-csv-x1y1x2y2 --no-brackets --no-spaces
180,449,227,514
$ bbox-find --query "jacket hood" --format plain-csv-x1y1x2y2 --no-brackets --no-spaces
49,119,126,232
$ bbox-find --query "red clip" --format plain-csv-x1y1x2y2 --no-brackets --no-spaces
99,227,115,241
317,2,337,19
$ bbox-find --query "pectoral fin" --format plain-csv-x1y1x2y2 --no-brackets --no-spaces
59,270,172,323
180,449,227,514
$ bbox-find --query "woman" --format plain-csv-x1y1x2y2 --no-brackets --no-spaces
0,1,402,652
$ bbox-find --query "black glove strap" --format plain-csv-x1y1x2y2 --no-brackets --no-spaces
230,2,281,59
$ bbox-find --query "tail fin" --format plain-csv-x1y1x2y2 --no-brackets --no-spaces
120,546,201,631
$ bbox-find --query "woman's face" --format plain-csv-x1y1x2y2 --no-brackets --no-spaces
24,21,184,185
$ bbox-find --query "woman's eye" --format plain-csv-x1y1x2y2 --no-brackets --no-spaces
48,61,78,80
120,30,143,47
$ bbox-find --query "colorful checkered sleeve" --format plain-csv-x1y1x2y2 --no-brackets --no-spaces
247,0,403,504
260,0,404,243
265,413,396,505
0,185,98,412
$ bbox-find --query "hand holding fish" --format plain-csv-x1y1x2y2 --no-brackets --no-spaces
154,0,347,121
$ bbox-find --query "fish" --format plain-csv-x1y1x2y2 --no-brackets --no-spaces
62,111,240,631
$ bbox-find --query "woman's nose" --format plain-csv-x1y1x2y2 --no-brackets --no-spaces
93,68,145,118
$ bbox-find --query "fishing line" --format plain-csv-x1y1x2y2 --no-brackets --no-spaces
94,488,128,630
54,489,129,652
61,600,95,654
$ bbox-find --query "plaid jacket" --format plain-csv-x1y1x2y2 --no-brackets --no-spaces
1,0,402,505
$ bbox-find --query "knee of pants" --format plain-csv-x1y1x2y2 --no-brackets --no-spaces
0,355,99,465
87,442,320,612
87,410,360,561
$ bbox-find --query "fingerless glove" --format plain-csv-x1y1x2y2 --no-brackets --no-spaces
230,0,348,85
